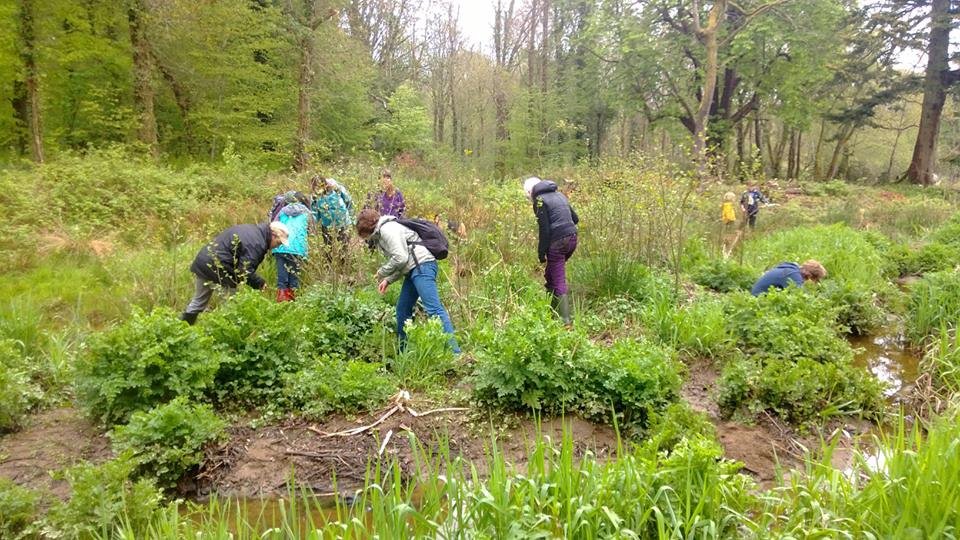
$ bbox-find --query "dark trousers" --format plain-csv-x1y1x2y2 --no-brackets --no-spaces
545,234,578,296
275,253,302,289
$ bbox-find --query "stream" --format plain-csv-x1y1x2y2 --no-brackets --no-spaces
850,330,921,400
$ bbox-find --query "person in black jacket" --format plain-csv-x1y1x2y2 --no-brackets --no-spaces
179,222,290,325
523,177,579,326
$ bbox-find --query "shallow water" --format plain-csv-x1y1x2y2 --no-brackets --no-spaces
850,331,921,399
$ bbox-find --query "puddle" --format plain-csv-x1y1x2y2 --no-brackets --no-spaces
187,494,346,533
850,332,921,399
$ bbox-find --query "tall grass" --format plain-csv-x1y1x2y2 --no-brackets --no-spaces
906,271,960,345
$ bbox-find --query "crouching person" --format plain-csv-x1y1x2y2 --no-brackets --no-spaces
355,208,461,354
273,192,313,302
179,222,290,324
751,260,826,296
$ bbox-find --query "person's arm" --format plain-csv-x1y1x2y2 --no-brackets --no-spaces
759,191,770,204
340,187,354,214
396,191,406,218
236,236,267,290
570,204,580,225
536,203,551,263
376,225,409,283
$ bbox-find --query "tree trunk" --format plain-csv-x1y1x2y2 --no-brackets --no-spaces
18,0,44,163
812,119,826,179
691,0,726,178
294,32,314,173
826,124,855,180
905,0,951,185
128,0,159,157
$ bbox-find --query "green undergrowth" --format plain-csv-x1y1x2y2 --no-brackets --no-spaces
907,271,960,346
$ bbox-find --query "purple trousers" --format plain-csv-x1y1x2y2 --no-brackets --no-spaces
545,234,578,295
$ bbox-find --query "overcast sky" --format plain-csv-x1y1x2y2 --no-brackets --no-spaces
446,0,495,52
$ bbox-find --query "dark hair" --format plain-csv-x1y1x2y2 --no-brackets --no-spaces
356,208,380,236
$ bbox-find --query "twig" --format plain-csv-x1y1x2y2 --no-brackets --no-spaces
378,430,394,456
409,407,470,417
284,450,341,458
321,405,400,437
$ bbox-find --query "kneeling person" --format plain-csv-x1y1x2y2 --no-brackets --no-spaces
751,260,826,296
355,209,460,353
180,221,290,324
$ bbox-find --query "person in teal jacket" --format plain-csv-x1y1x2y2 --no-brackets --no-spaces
310,175,354,264
273,191,313,302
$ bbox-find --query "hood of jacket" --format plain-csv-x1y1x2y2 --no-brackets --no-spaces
530,180,559,199
773,262,800,272
279,202,310,218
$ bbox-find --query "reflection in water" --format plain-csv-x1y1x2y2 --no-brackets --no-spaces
850,332,921,399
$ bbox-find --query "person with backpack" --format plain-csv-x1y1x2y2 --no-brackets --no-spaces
179,221,290,324
355,208,460,354
365,169,406,218
751,260,827,296
273,191,313,302
523,177,579,326
739,184,769,229
310,175,354,263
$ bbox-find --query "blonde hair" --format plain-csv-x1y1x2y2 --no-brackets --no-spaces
800,260,827,282
723,191,736,202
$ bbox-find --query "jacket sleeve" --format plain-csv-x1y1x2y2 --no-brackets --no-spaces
340,187,354,214
376,225,410,283
570,205,580,225
396,192,406,218
237,238,267,290
536,202,550,263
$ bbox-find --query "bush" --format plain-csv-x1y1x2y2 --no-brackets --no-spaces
203,289,305,405
283,357,396,419
390,318,457,391
692,259,757,293
570,255,675,303
109,398,226,489
816,280,886,336
76,308,221,425
645,402,718,453
748,224,886,286
894,242,960,276
297,287,391,361
642,295,735,358
42,454,164,539
0,340,43,433
907,271,960,345
0,479,39,539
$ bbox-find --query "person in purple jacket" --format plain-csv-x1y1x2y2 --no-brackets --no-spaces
524,176,579,326
751,260,826,296
365,169,406,218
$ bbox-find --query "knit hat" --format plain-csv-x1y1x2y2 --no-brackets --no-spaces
523,177,542,199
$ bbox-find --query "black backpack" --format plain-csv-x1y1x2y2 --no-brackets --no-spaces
397,218,449,260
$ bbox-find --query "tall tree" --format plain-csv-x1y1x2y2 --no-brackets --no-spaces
17,0,44,162
128,0,159,156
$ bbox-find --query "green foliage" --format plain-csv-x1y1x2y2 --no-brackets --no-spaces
907,271,960,345
816,279,886,336
570,255,675,302
748,224,886,285
375,83,430,156
642,295,736,358
0,339,43,432
692,259,757,292
645,401,718,453
42,455,164,540
0,479,39,540
109,398,226,490
925,329,960,394
296,287,390,361
894,241,960,275
472,305,681,430
390,319,457,391
282,356,396,419
76,307,221,425
202,289,303,405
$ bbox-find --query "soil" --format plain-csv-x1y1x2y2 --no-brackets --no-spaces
198,395,620,497
0,407,112,500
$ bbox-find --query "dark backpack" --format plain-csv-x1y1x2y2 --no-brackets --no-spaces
397,218,449,260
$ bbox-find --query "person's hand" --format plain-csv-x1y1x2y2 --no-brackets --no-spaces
378,279,390,294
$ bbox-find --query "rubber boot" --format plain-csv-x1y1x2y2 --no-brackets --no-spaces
276,288,287,303
556,294,573,327
287,288,297,301
179,312,198,326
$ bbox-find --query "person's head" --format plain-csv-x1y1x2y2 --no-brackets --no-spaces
523,176,541,200
356,208,381,239
724,191,736,202
800,260,827,283
269,221,291,249
381,169,394,192
291,191,310,205
310,174,333,195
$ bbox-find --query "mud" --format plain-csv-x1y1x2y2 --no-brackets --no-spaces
0,408,112,500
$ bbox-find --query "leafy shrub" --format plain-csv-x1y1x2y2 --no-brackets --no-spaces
109,398,226,489
894,242,960,276
717,356,884,424
473,306,681,430
748,224,886,286
297,287,391,361
570,254,674,303
76,308,221,425
907,271,960,345
928,212,960,248
283,356,396,419
390,318,457,391
645,402,718,453
816,280,886,336
42,454,164,539
578,339,682,428
203,289,304,405
725,289,851,364
692,259,757,293
0,340,43,432
642,295,735,358
0,479,39,539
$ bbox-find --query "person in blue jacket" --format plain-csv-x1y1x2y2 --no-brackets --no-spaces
273,192,313,302
751,260,827,296
310,175,354,264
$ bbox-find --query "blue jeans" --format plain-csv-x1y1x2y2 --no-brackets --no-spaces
395,261,460,353
275,253,302,289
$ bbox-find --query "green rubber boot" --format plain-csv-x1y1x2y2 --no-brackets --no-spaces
556,294,572,327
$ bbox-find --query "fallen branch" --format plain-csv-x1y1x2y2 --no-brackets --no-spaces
378,430,394,456
321,405,401,437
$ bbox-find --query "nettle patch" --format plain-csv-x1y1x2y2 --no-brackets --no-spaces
471,303,682,432
717,289,884,425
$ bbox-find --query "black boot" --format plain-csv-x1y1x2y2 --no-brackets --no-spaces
179,312,198,326
556,294,572,327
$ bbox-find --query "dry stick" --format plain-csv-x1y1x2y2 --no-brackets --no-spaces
407,407,470,417
320,405,401,438
378,430,394,456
